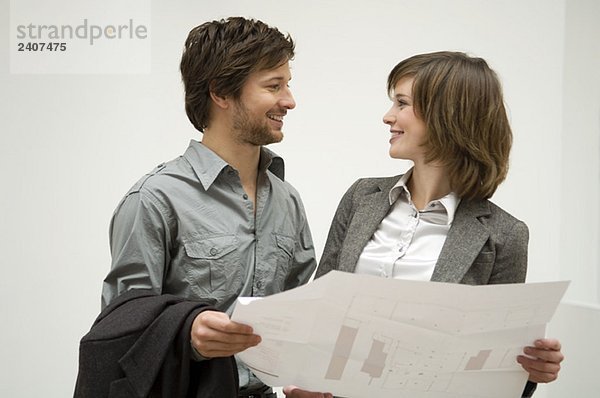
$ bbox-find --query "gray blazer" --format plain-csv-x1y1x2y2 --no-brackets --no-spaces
315,175,536,397
316,175,529,286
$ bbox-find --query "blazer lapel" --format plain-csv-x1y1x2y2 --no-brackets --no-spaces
338,178,397,273
431,199,491,283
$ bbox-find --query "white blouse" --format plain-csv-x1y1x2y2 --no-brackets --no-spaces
354,169,460,281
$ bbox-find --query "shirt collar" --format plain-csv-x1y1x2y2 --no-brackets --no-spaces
260,146,285,181
388,167,460,225
437,192,460,224
183,140,285,190
388,168,413,204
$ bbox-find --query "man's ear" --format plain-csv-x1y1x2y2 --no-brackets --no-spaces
209,90,229,109
209,81,230,110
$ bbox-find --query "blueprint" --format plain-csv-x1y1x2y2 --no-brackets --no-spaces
231,271,569,398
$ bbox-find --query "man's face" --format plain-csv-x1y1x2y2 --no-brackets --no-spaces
232,61,296,146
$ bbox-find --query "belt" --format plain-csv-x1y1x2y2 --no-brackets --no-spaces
238,386,277,398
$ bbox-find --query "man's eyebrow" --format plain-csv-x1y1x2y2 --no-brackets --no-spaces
261,74,292,83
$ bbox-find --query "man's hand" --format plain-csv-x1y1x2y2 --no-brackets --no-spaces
517,338,564,383
191,310,261,358
282,386,333,398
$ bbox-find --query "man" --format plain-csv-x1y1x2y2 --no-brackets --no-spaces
102,17,316,397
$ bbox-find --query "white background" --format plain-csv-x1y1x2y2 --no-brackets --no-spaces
0,0,598,396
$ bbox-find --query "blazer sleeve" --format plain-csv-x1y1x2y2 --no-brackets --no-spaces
522,380,536,397
485,214,535,397
315,180,361,278
488,218,529,284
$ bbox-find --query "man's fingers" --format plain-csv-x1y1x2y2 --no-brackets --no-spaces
193,323,261,345
194,345,255,358
191,330,261,358
282,386,333,398
191,310,261,358
209,316,255,335
192,332,260,349
199,311,255,334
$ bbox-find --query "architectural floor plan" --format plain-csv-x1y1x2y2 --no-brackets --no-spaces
232,271,568,398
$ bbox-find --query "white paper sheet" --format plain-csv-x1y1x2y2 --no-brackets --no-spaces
232,271,569,398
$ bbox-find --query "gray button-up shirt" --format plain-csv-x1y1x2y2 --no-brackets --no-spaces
102,140,316,388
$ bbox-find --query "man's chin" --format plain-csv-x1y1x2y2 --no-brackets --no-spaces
261,130,284,145
271,130,284,143
242,127,284,146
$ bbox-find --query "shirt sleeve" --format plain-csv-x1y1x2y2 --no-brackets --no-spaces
101,190,173,309
283,194,317,289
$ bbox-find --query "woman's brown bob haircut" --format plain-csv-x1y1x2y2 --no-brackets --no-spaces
180,17,295,132
388,51,512,200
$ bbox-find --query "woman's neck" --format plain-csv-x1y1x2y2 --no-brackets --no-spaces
406,163,451,210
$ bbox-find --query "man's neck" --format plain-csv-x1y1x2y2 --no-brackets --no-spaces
201,129,261,211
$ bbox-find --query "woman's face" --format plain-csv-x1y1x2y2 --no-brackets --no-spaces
383,77,428,163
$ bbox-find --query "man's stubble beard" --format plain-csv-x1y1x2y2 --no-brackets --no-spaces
232,101,283,146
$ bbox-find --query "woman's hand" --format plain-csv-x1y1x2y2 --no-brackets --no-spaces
517,338,564,383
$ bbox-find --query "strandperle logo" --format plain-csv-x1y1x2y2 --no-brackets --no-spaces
10,0,151,74
15,19,148,45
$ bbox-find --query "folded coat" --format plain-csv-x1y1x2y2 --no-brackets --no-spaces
74,289,239,398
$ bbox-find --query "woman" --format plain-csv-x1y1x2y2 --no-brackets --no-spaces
284,51,563,398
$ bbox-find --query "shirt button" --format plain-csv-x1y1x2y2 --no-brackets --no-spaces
243,194,249,200
209,247,218,256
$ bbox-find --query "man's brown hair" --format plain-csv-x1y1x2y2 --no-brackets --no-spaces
388,51,512,200
180,17,295,132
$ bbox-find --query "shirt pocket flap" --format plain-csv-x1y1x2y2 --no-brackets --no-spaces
275,234,295,257
184,235,237,260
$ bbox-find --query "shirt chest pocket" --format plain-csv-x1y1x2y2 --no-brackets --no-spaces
271,233,296,289
183,235,243,296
